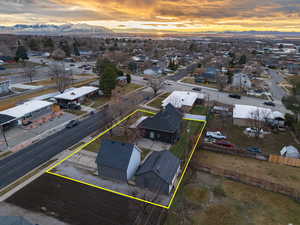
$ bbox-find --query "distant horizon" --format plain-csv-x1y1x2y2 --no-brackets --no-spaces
1,0,300,33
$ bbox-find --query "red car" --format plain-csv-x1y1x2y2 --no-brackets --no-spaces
215,140,235,148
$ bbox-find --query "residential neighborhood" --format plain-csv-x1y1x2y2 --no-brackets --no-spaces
1,2,300,224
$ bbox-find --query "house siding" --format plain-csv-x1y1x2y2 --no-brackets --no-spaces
98,165,127,182
143,129,178,144
126,147,141,180
136,172,169,195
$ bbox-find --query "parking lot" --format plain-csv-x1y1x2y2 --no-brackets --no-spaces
0,112,76,151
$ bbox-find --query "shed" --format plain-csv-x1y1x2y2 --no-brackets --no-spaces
280,146,300,159
96,139,141,182
136,150,180,195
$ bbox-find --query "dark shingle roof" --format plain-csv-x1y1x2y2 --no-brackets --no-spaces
96,139,135,170
0,114,16,125
139,104,182,133
136,150,180,184
0,216,34,225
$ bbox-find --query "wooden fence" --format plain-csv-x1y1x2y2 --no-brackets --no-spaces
269,154,300,167
191,161,300,202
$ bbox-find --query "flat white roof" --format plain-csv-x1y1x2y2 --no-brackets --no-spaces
54,86,99,101
233,104,272,121
162,91,204,108
0,100,53,119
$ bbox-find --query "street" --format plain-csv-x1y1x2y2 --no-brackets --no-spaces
267,69,287,100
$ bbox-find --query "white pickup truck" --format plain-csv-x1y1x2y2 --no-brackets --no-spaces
206,131,227,140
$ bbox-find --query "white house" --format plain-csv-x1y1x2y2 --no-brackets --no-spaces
232,73,252,89
233,104,272,126
280,146,300,159
162,91,205,110
54,86,99,105
0,100,53,127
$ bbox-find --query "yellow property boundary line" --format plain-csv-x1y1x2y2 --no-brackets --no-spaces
46,109,207,209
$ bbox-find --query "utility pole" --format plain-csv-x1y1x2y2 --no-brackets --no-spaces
1,125,8,148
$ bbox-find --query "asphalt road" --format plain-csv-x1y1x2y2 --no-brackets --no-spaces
267,70,287,100
0,109,111,189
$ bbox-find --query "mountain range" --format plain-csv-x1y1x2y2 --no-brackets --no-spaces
0,24,113,35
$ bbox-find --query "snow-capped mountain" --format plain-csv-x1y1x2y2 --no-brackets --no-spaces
0,24,113,35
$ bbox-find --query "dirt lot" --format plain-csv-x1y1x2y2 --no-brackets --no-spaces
196,150,300,190
165,169,300,225
207,117,300,155
6,174,165,225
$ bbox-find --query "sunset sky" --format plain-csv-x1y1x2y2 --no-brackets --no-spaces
0,0,300,33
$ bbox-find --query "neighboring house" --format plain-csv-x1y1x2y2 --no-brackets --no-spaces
280,146,300,159
195,67,219,83
143,67,163,76
0,216,35,225
0,79,9,95
162,91,205,111
233,104,272,127
232,73,252,89
0,100,53,128
54,86,99,106
116,76,128,86
136,150,180,195
139,104,183,144
96,139,142,182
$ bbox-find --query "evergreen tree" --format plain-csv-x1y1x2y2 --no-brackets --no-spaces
73,40,80,56
239,55,247,65
15,40,29,63
100,65,118,96
43,37,54,51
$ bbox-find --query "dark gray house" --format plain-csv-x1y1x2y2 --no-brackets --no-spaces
96,139,141,182
136,150,181,195
138,104,183,144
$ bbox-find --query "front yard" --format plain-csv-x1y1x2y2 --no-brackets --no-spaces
147,92,170,108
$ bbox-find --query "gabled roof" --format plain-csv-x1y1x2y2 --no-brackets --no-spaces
139,104,183,133
0,216,33,225
96,139,136,170
136,150,180,184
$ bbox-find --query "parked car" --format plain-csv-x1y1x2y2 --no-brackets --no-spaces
69,104,81,110
66,120,80,128
192,87,202,92
245,127,264,135
263,101,276,107
0,66,6,71
215,140,235,148
70,64,75,67
206,131,227,140
229,94,241,99
246,146,262,153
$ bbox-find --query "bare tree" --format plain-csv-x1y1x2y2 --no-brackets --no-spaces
48,63,71,93
51,48,66,61
23,63,36,83
148,77,164,96
217,74,228,91
248,108,270,138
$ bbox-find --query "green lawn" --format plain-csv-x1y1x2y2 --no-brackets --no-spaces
182,77,218,89
3,61,42,69
170,118,204,159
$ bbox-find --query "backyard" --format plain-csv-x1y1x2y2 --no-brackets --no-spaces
147,92,170,108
